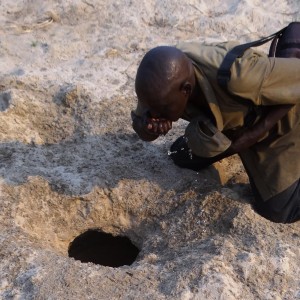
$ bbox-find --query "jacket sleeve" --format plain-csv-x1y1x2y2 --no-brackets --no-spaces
228,49,300,106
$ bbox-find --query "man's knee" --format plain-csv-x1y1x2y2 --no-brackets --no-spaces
253,200,295,223
252,180,300,224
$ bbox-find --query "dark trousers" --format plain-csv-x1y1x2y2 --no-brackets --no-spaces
250,178,300,224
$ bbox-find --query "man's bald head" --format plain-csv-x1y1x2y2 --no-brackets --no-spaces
135,46,194,110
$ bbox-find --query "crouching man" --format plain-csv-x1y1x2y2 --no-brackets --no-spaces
131,42,300,223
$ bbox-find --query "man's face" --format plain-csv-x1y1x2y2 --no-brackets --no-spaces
137,56,195,122
150,91,188,121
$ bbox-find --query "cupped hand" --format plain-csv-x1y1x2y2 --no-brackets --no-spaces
146,117,172,135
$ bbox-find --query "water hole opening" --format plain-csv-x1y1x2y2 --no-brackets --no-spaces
68,230,140,267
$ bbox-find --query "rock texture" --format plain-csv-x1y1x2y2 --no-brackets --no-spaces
0,0,300,299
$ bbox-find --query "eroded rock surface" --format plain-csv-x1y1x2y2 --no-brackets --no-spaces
0,1,300,299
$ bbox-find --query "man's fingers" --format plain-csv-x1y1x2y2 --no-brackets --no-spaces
162,120,172,133
162,122,168,133
152,121,159,133
146,118,173,135
157,122,163,133
167,120,172,130
158,121,171,134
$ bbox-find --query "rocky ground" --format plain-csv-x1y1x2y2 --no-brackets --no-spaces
0,0,300,299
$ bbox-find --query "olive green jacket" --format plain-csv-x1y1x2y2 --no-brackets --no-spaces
177,41,300,201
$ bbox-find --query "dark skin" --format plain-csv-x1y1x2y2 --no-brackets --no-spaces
229,104,293,153
132,52,293,161
133,53,196,140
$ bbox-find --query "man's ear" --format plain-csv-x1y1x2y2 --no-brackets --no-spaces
181,82,193,96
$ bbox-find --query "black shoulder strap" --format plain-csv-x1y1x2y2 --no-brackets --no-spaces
217,27,287,88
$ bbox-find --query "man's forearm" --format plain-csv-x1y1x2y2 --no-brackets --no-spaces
231,104,294,153
172,105,294,171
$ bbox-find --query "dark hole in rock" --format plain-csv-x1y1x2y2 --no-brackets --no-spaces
68,230,140,267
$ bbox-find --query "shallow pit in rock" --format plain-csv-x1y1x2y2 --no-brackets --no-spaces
68,230,140,267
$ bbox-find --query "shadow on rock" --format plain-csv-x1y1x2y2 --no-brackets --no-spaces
0,132,225,196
